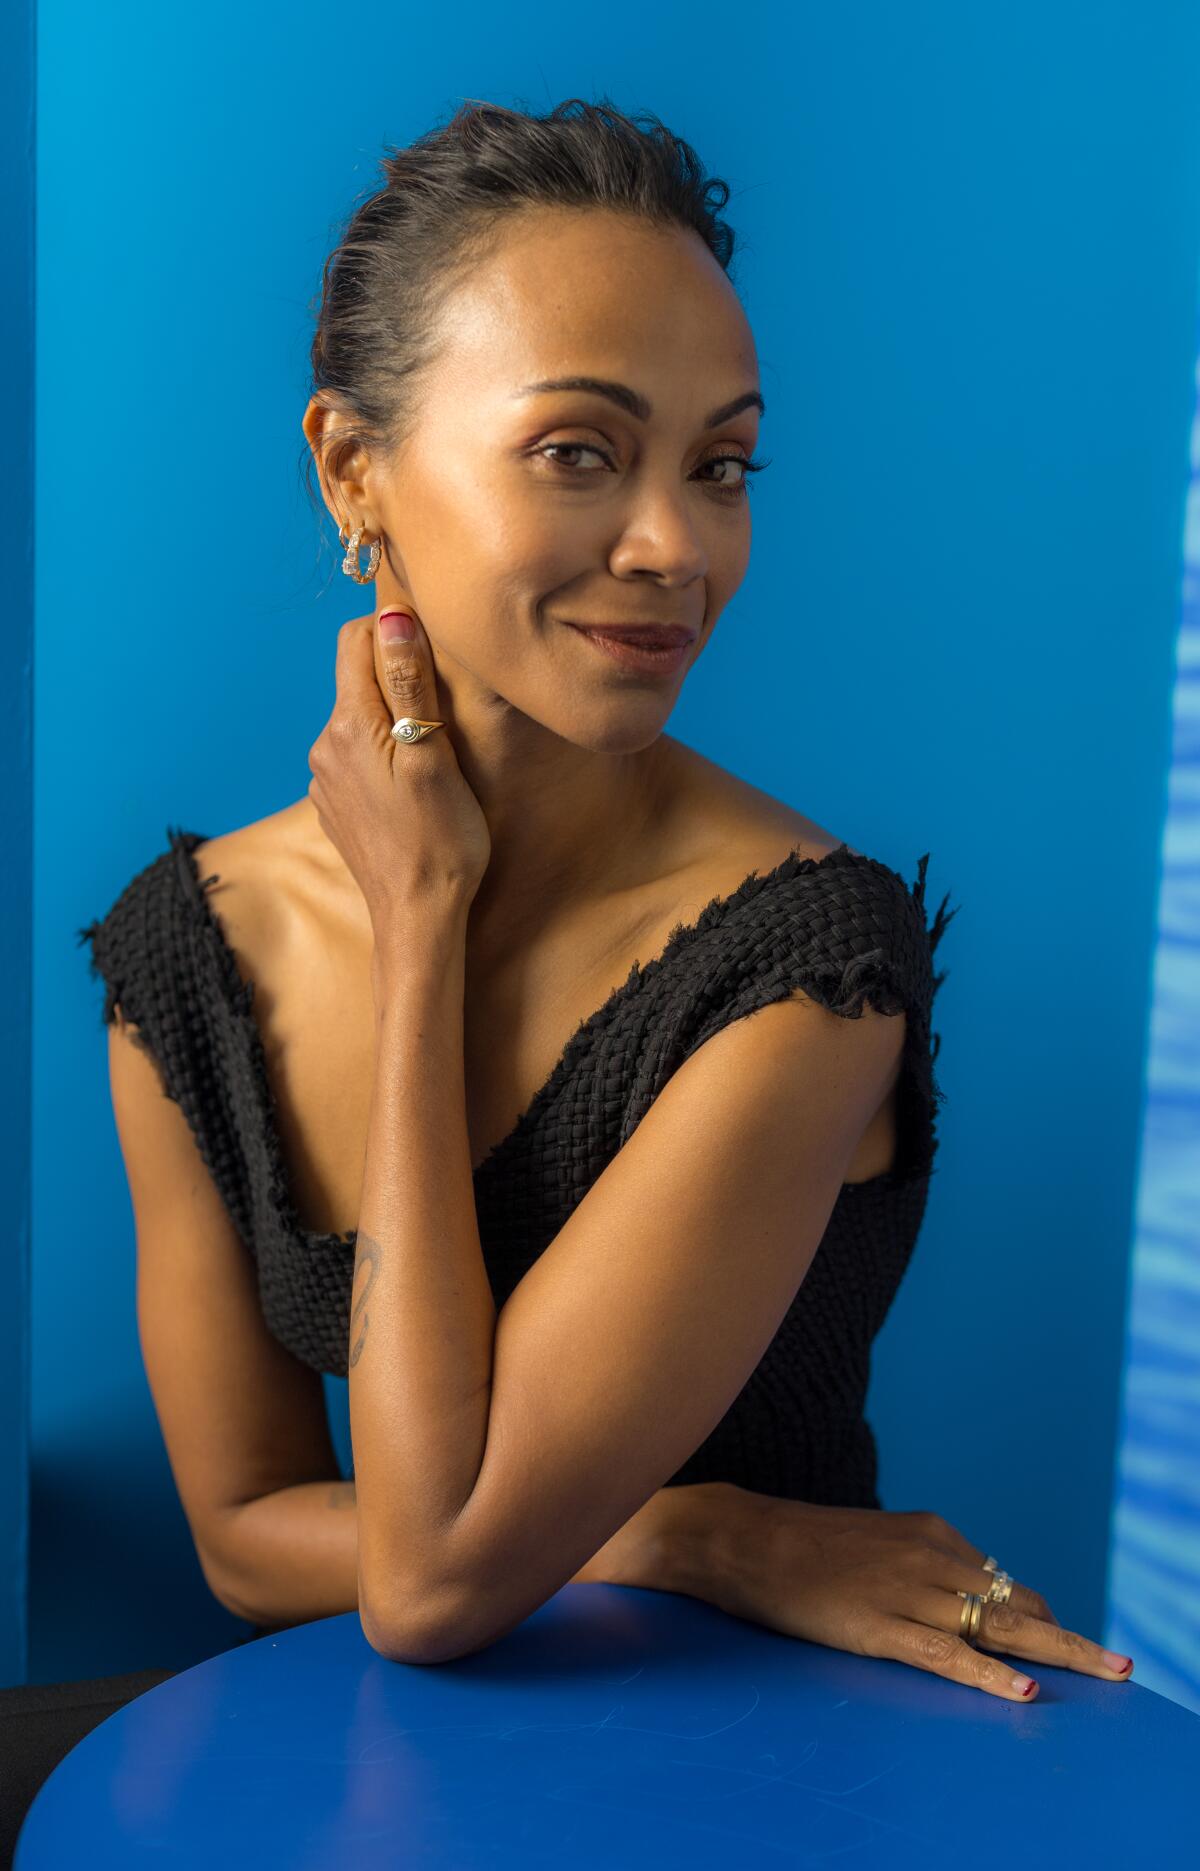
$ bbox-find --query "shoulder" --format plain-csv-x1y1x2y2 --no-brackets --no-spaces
655,731,855,873
197,792,377,972
78,803,307,1027
657,735,917,946
736,839,949,1028
78,828,199,1033
184,802,376,1064
652,749,955,1042
187,806,304,984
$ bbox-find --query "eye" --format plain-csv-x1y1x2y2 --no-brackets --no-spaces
538,442,611,474
535,441,772,500
698,452,772,498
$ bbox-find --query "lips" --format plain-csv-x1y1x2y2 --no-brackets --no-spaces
563,622,697,647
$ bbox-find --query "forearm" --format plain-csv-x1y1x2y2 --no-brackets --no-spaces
213,1480,361,1628
345,902,763,1642
211,1477,745,1629
352,910,497,1629
560,1479,738,1595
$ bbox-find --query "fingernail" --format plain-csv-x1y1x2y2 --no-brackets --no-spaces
1102,1650,1133,1674
379,610,416,642
1012,1674,1037,1697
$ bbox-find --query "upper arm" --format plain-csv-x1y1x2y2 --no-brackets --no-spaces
421,988,906,1659
106,1008,341,1614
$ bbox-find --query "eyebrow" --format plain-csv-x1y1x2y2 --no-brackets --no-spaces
514,376,766,429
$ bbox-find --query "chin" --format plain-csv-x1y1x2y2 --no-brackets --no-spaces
565,713,672,758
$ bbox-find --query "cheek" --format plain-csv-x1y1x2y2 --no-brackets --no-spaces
451,523,587,628
424,479,577,598
708,518,752,603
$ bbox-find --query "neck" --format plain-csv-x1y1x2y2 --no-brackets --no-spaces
309,635,682,957
448,682,678,958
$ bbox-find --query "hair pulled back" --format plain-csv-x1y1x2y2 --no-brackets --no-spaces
303,95,740,547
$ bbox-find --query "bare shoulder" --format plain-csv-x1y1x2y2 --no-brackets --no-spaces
189,799,339,980
658,735,862,873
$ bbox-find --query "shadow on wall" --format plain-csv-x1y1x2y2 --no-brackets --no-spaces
29,1445,247,1683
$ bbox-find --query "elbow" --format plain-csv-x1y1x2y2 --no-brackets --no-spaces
358,1586,489,1665
358,1547,507,1663
357,1553,484,1664
357,1522,503,1664
357,1504,502,1661
199,1546,262,1629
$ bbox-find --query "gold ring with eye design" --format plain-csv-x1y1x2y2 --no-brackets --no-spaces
390,717,447,745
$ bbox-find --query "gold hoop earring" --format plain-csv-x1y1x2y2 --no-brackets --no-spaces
339,523,382,585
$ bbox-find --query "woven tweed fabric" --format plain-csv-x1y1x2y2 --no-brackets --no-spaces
79,828,958,1511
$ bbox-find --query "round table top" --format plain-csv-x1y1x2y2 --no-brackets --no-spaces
17,1584,1197,1869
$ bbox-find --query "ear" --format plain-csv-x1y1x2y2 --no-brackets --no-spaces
302,395,377,529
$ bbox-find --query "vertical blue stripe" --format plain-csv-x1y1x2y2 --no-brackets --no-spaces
1106,291,1200,1714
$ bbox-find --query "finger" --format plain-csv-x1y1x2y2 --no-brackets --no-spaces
375,605,432,729
913,1547,1061,1629
331,614,390,724
977,1574,1063,1630
910,1521,1063,1628
908,1564,1134,1681
868,1615,1039,1703
974,1602,1135,1681
1010,1586,1060,1627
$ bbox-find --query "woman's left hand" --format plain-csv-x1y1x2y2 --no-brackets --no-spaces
306,605,492,939
704,1491,1133,1704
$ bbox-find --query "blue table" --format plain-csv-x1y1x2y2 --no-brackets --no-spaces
16,1584,1197,1868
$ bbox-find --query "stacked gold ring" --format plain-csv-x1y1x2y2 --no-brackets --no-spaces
958,1555,1016,1644
959,1592,985,1641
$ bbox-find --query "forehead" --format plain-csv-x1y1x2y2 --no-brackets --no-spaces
427,207,757,411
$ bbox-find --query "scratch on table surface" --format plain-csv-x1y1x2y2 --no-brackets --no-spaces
539,1783,933,1864
597,1685,762,1742
807,1786,935,1855
612,1746,908,1805
660,1741,819,1798
488,1685,764,1744
799,1758,904,1798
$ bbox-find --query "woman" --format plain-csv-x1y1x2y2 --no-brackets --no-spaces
6,91,1132,1866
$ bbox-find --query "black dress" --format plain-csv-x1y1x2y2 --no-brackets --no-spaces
78,827,957,1506
3,827,957,1862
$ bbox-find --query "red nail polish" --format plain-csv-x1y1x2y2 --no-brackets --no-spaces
1022,1680,1038,1697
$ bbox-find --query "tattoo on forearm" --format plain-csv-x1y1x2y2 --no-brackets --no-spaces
325,1481,357,1509
349,1232,382,1368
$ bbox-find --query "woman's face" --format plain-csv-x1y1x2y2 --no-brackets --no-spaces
312,206,765,754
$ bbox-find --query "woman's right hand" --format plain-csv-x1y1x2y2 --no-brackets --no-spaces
708,1490,1135,1703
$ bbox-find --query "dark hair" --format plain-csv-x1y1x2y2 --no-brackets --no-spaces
301,95,740,567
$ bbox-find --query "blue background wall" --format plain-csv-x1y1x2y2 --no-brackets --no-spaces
15,1,1200,1685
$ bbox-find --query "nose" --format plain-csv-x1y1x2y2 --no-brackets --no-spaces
607,480,711,586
